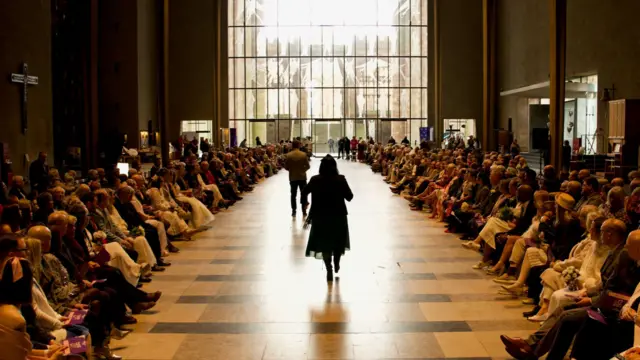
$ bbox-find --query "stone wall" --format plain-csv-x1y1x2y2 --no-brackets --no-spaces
137,0,160,140
99,0,140,148
496,0,640,148
428,0,483,141
168,0,215,141
0,0,53,176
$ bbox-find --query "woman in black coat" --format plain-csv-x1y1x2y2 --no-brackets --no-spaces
302,155,353,281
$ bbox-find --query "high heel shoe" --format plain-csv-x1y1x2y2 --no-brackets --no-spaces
167,243,180,253
485,265,504,275
527,313,549,322
110,327,131,340
94,346,123,360
462,241,481,251
522,305,541,317
499,283,525,296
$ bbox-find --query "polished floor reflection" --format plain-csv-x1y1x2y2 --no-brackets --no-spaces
112,160,535,359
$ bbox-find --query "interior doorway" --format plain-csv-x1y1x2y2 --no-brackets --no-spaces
248,120,277,146
312,120,343,155
180,120,213,156
442,119,476,143
376,119,409,144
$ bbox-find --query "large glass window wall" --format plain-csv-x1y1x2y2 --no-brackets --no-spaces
228,0,428,146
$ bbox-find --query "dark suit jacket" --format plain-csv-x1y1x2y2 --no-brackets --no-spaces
90,208,126,244
592,245,640,317
539,218,583,260
114,199,145,228
149,165,161,178
507,200,537,235
480,189,502,217
32,209,53,225
471,186,490,206
8,187,26,200
134,190,149,206
285,149,310,181
29,160,49,193
302,175,353,217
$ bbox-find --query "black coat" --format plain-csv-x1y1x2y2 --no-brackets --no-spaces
302,174,353,217
539,219,583,261
341,139,350,152
8,187,26,200
507,200,537,236
29,160,49,193
114,199,146,229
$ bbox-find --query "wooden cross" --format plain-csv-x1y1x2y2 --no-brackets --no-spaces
445,125,460,137
10,63,38,134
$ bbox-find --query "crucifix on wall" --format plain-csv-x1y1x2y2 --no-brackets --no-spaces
10,63,39,134
445,125,460,138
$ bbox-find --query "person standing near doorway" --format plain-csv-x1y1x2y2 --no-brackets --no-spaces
29,152,49,194
328,138,335,154
350,136,358,161
562,140,572,171
337,138,345,159
343,137,351,160
285,140,310,217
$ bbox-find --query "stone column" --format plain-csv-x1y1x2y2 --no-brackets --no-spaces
549,0,567,169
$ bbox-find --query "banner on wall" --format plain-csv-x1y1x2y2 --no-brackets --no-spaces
419,127,431,142
230,128,237,147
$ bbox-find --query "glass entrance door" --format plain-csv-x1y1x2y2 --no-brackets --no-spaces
312,120,343,155
376,119,409,144
248,120,277,146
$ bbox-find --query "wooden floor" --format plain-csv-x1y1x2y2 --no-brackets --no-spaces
112,159,537,359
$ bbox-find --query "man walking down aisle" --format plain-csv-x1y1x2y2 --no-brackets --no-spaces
285,140,311,217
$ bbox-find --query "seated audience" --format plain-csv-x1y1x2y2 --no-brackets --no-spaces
500,221,640,360
0,144,278,360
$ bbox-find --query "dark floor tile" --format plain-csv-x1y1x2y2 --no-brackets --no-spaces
209,259,241,264
370,321,471,333
435,273,483,280
180,246,229,251
177,293,450,304
308,322,372,334
391,294,451,302
195,274,266,281
467,319,540,331
150,321,472,334
152,274,198,282
449,293,517,302
392,244,460,250
392,244,420,249
151,322,268,334
392,273,437,280
370,358,491,360
177,295,265,304
420,256,477,263
263,322,320,334
372,358,491,360
210,258,276,265
183,245,291,251
176,296,217,304
221,245,253,250
168,259,214,264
